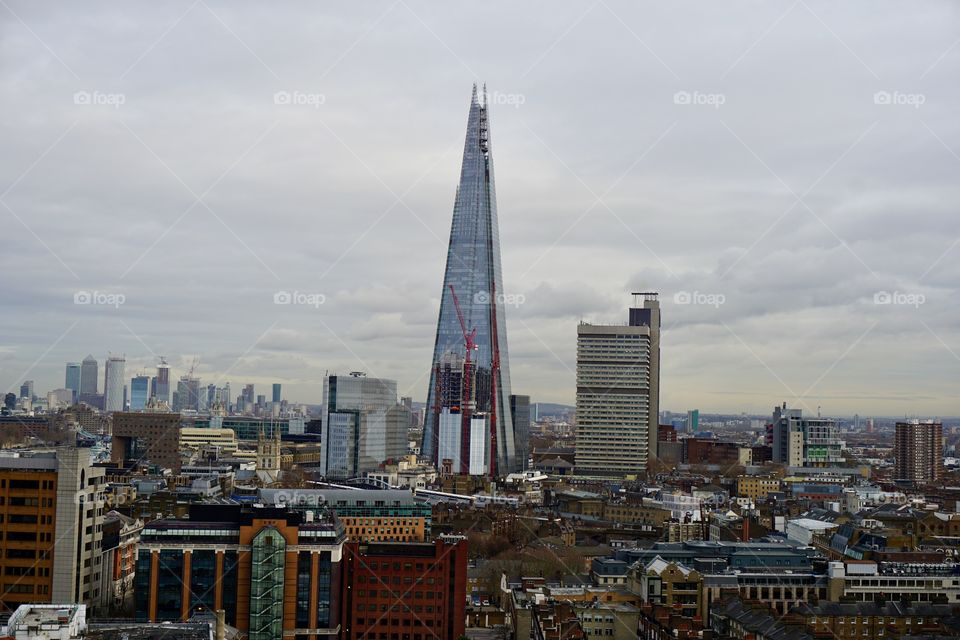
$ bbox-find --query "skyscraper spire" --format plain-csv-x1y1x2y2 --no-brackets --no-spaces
423,85,518,476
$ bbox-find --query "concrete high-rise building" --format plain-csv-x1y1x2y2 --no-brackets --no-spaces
894,420,943,484
272,383,282,404
0,446,105,611
320,372,408,479
155,357,171,405
510,394,531,470
112,412,183,471
103,356,126,412
65,363,81,401
771,403,843,467
575,294,661,476
423,85,518,476
19,380,34,400
80,355,98,396
130,375,150,411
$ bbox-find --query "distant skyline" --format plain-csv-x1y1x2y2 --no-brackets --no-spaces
1,3,958,415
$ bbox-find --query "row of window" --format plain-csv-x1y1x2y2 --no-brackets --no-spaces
355,604,442,614
356,590,443,600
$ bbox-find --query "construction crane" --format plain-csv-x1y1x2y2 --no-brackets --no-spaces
449,284,477,474
488,281,500,480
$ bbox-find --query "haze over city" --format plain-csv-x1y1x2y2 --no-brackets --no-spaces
2,2,958,415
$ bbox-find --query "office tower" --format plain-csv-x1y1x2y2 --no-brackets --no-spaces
173,375,201,412
112,412,183,471
80,354,98,396
894,420,943,484
134,502,343,636
272,383,282,404
423,85,517,476
19,380,33,400
510,394,531,470
340,536,468,640
4,393,16,410
575,294,661,476
65,363,81,401
155,357,171,404
771,403,843,467
320,372,408,479
0,446,105,611
129,375,150,411
103,356,126,412
686,409,700,433
223,382,232,411
206,383,218,410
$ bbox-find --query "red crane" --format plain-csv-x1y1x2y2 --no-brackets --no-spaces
448,285,477,474
488,281,500,480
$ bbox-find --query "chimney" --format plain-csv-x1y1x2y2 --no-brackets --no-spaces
742,517,750,542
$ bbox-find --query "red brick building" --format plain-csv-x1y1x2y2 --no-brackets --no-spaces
340,536,468,640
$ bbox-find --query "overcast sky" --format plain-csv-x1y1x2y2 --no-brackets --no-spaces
1,1,958,417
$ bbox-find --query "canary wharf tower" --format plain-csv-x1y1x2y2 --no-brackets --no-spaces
423,85,518,477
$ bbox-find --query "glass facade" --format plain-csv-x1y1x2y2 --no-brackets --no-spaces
423,85,517,473
317,551,333,628
222,550,239,625
189,550,217,614
296,551,311,628
248,528,286,640
156,549,183,620
134,550,151,621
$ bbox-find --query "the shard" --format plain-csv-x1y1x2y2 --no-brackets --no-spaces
423,85,517,476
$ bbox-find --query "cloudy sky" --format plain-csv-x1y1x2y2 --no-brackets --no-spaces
1,2,958,416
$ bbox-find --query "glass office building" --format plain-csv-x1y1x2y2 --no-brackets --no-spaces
423,85,518,475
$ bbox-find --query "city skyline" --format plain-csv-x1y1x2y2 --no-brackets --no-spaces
1,3,958,415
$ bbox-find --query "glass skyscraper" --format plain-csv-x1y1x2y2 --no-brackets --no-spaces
130,374,150,411
423,85,518,475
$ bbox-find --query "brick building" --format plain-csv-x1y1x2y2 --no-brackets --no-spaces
340,536,468,640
